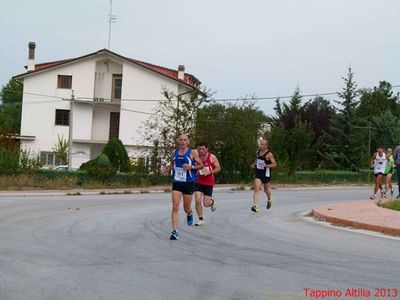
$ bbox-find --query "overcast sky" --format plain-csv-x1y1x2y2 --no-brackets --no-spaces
1,0,399,115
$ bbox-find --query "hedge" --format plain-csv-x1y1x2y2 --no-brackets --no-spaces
0,169,397,190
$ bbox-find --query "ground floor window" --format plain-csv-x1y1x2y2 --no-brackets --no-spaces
40,151,66,167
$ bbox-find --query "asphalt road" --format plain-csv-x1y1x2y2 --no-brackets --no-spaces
0,187,399,300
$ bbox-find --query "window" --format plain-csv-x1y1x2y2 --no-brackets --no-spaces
41,152,66,167
55,109,70,126
57,75,72,89
112,74,122,100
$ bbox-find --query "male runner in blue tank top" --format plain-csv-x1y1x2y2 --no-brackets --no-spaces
251,139,277,212
162,134,204,240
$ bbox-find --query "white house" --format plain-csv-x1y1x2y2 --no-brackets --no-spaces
14,42,201,168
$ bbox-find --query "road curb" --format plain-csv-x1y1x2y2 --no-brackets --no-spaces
0,185,251,198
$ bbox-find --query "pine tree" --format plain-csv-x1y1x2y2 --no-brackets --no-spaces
321,67,364,170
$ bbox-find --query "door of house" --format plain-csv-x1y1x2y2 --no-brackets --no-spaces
109,112,120,140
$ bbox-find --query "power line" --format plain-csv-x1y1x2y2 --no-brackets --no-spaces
1,84,400,104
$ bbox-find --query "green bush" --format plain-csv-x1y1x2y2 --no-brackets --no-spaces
97,153,110,167
0,148,19,174
102,138,131,172
79,154,115,182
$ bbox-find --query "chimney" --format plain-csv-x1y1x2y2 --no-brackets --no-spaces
178,65,185,80
28,42,36,71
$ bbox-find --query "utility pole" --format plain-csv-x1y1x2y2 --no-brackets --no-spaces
368,120,371,156
354,120,372,155
67,91,75,171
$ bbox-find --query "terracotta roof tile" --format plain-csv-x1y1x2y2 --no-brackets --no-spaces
16,49,201,88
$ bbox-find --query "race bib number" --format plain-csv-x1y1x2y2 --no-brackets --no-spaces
174,167,187,182
199,166,210,176
256,159,265,169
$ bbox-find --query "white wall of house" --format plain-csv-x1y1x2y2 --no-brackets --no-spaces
73,103,93,141
71,143,91,167
20,59,97,159
18,51,195,167
94,59,123,100
119,63,179,147
91,105,120,141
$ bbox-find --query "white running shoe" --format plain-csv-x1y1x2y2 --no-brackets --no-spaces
195,220,205,226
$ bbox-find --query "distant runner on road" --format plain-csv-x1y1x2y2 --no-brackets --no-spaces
393,142,400,198
370,146,386,201
384,147,394,197
251,139,277,212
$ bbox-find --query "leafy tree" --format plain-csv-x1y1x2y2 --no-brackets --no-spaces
52,135,69,165
267,88,313,174
141,87,210,162
269,121,313,175
0,79,23,133
299,96,335,169
195,101,267,182
370,110,400,150
357,81,400,120
299,96,335,142
149,139,161,174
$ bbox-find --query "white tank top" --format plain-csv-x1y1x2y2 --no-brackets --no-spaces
374,152,387,174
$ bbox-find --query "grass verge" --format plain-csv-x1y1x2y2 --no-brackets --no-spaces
381,200,400,211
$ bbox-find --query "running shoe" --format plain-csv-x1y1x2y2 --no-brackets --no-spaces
210,197,216,212
251,205,259,212
195,220,205,226
187,212,193,226
170,230,179,240
267,198,272,210
370,195,375,200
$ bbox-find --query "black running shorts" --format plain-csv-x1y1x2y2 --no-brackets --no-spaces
194,183,213,197
172,182,195,195
255,175,271,184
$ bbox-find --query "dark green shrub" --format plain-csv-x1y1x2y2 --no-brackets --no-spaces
97,153,110,167
79,154,115,182
102,138,131,172
0,148,19,174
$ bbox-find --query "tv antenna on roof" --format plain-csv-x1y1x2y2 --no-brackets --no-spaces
108,0,117,49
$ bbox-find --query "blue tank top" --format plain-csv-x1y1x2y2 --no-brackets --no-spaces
172,147,196,182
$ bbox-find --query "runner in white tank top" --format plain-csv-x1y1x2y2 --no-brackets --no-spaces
370,146,387,200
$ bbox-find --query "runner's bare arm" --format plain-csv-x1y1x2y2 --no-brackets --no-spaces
266,152,277,168
190,149,204,171
370,153,376,168
210,154,221,175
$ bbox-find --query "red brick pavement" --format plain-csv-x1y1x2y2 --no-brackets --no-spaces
312,200,400,236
